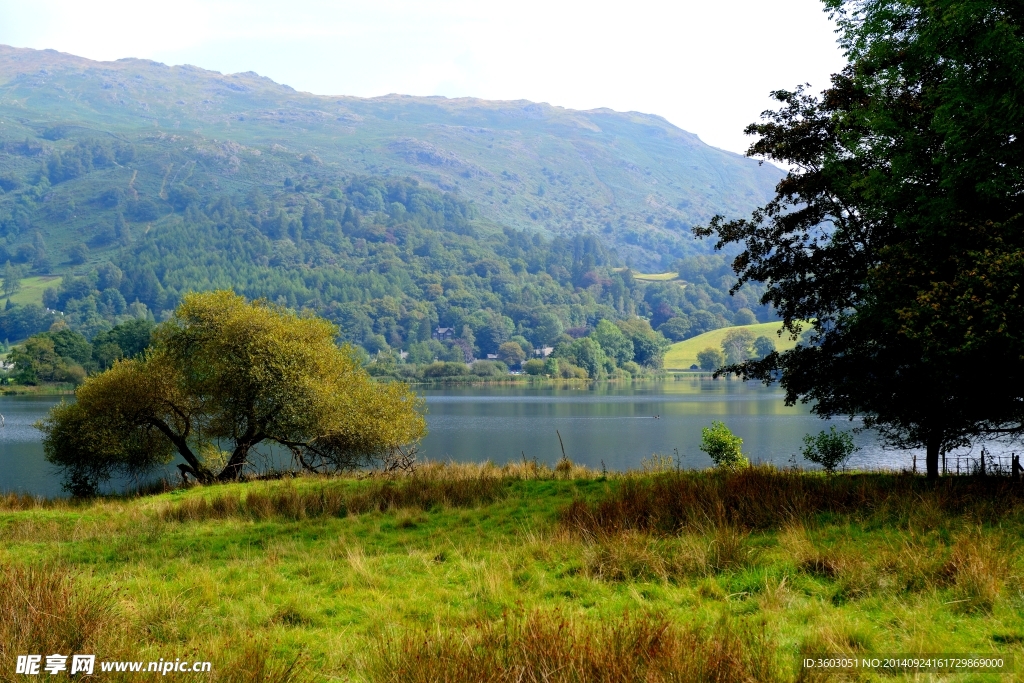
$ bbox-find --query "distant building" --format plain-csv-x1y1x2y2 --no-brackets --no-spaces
486,354,499,360
534,346,554,358
432,327,455,341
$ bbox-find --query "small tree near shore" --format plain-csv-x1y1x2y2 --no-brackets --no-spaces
802,426,857,474
700,421,748,469
39,291,426,494
697,347,725,372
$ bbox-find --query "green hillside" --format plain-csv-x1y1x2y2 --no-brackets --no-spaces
0,45,782,270
0,45,780,356
6,275,59,307
664,322,801,370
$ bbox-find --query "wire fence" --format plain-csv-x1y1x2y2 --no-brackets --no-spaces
939,450,1022,477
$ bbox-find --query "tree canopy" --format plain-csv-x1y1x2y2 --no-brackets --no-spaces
696,0,1024,477
40,291,425,493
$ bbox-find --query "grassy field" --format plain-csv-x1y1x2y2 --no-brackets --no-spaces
664,322,803,370
5,276,60,308
2,462,1022,682
633,272,680,282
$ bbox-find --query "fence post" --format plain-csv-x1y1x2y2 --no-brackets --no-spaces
1013,454,1021,482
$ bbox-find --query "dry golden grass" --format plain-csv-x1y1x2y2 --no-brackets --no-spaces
0,564,113,674
367,611,780,683
560,466,1024,534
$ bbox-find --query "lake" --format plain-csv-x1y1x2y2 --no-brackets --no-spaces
1,380,1016,496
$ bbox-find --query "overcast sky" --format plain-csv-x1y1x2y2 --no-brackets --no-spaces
0,0,846,155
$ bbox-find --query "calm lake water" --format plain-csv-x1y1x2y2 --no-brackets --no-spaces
1,380,1017,497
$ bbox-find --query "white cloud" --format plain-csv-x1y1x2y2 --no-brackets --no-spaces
0,0,846,154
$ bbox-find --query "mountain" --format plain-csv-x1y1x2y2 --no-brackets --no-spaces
0,45,778,360
0,45,781,269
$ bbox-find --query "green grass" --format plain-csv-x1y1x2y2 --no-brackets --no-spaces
5,276,60,308
2,463,1022,682
664,322,803,370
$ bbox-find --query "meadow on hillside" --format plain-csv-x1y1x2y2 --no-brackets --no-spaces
664,322,802,371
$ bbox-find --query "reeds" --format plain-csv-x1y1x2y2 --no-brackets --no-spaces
0,564,113,680
159,466,510,523
367,611,780,683
581,526,759,583
561,466,1024,535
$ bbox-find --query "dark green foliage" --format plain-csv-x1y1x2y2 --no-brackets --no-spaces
0,304,57,343
695,0,1024,477
9,334,86,385
90,318,154,369
657,316,691,341
48,328,91,365
553,337,610,379
752,335,775,360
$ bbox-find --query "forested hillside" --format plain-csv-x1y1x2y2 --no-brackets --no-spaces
0,44,777,361
0,45,782,266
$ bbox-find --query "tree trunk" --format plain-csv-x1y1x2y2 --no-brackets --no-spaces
926,431,941,480
150,419,214,483
218,444,252,482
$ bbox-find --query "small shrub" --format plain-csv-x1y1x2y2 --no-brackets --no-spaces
700,421,748,469
523,358,545,375
801,426,857,473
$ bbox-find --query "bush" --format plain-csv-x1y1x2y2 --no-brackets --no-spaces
700,421,747,468
523,359,545,375
470,360,508,377
621,361,642,376
801,426,857,473
422,361,468,378
696,347,725,372
558,361,588,379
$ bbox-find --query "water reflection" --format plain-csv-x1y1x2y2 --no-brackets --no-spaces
1,380,1018,497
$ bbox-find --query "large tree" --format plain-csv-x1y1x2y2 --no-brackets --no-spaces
40,291,426,493
696,0,1024,478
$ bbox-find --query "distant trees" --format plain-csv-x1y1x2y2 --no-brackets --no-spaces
593,320,633,365
10,334,86,385
695,0,1024,477
40,291,426,494
497,341,526,367
752,336,775,361
9,318,153,383
720,328,756,366
697,347,724,372
657,317,691,342
2,261,22,297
